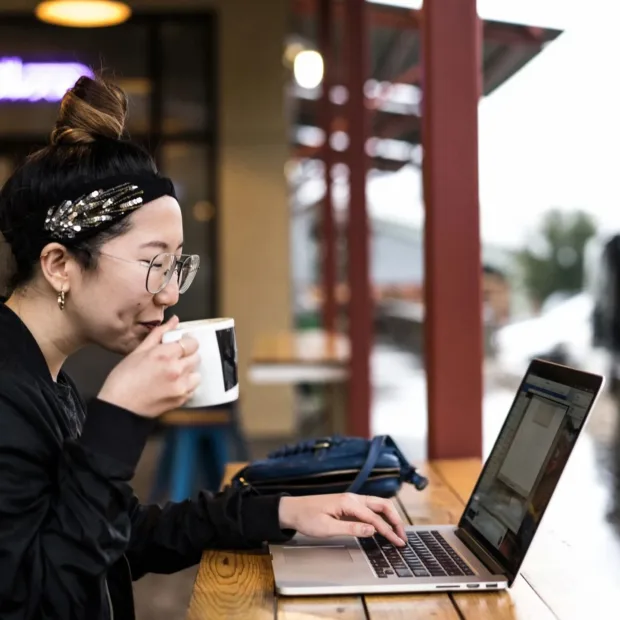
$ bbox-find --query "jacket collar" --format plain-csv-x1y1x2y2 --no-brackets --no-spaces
0,301,57,385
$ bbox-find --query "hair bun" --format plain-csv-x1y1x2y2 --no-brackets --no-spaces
50,76,128,146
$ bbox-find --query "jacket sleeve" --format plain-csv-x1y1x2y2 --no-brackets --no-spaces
0,388,153,618
126,482,295,579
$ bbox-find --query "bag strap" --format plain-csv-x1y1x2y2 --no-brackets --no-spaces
384,435,428,490
347,435,428,493
346,436,387,494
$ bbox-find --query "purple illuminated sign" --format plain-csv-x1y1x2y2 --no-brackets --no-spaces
0,57,94,102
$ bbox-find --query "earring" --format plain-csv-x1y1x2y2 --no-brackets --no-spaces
57,289,66,311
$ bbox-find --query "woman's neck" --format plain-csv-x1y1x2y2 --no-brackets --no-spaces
5,291,82,381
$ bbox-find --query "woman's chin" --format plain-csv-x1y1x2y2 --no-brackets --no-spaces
97,333,144,356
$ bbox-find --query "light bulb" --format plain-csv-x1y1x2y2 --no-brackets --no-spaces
293,50,324,90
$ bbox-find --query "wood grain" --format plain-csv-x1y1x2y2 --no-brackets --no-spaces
187,549,276,620
252,330,349,366
278,597,367,620
187,463,276,619
430,459,480,503
451,576,554,620
396,462,464,526
365,594,460,620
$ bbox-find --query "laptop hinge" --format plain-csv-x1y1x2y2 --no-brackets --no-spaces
455,528,507,577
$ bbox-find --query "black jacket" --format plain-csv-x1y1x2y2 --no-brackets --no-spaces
0,303,292,619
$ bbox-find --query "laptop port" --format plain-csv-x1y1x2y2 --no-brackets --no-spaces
466,584,480,589
486,584,498,589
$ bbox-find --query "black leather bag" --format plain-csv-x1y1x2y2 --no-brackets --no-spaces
230,435,428,498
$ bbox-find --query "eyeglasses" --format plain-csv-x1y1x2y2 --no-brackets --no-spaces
99,252,200,295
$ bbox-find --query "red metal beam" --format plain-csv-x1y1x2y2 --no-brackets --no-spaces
370,63,422,117
374,113,420,140
294,0,421,30
371,67,421,140
292,0,553,45
345,0,372,438
422,0,483,459
292,145,406,172
319,0,338,332
388,62,422,86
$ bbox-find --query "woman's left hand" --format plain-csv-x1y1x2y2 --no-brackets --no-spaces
278,493,407,547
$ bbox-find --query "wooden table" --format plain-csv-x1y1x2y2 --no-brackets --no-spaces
248,330,349,384
187,419,620,619
248,330,350,434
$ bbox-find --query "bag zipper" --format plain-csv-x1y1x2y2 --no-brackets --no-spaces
252,472,399,490
249,467,400,485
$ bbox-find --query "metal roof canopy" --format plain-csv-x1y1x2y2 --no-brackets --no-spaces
290,0,562,171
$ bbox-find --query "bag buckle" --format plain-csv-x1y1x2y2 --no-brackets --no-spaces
313,440,330,451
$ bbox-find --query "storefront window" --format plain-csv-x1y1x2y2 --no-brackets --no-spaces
0,21,148,136
162,21,212,134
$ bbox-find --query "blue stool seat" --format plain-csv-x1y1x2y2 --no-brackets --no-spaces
149,405,249,503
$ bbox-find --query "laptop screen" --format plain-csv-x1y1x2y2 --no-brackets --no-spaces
459,360,602,581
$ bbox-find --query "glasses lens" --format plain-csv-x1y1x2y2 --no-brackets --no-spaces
178,255,200,294
146,253,176,294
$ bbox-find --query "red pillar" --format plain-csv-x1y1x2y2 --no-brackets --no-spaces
318,0,337,332
346,0,371,438
422,0,483,459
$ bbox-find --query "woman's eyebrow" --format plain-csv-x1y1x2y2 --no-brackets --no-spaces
139,241,184,251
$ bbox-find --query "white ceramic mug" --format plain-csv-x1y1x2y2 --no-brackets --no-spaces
162,318,239,408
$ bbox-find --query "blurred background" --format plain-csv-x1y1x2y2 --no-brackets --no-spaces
2,0,620,617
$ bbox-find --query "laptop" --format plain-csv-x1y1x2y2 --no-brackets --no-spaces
269,359,604,595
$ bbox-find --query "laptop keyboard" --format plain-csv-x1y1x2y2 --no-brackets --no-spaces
357,531,476,579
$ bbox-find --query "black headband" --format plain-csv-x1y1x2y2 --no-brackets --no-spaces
42,174,177,243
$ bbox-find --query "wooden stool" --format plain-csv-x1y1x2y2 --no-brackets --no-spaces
149,403,249,503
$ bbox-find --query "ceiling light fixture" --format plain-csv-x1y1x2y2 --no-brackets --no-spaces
35,1,131,28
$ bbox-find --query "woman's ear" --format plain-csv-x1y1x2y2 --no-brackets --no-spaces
39,242,73,294
0,232,15,297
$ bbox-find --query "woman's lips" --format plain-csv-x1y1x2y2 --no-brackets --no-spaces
139,321,162,331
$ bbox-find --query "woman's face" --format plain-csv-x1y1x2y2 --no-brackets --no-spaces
67,196,185,354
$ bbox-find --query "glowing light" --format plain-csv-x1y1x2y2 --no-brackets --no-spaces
0,57,94,102
293,50,324,90
35,1,131,28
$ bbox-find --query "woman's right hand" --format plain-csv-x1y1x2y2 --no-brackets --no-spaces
97,316,201,418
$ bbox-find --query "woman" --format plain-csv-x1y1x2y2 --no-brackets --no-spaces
0,76,405,620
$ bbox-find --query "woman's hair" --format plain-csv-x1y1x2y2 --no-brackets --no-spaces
0,75,158,293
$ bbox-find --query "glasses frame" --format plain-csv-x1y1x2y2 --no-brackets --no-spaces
99,251,201,295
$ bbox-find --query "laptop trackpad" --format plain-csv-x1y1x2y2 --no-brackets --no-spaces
282,546,354,567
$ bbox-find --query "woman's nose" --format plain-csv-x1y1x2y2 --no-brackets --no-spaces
154,275,180,307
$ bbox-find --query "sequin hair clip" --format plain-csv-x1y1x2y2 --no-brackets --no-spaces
44,182,145,241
